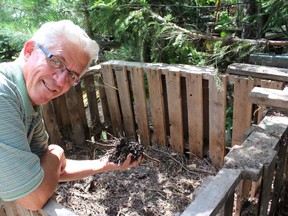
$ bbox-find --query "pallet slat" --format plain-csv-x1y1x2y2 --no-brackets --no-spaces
115,66,136,139
147,68,167,146
166,69,184,153
232,78,254,146
209,75,227,167
101,64,123,135
186,73,204,158
130,67,151,146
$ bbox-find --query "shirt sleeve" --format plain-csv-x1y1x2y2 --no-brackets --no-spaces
0,79,44,201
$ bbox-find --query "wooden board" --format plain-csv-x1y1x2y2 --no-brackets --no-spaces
146,68,167,146
186,73,204,158
42,101,62,145
65,87,86,145
180,169,242,216
249,53,288,68
209,75,227,168
130,67,151,146
249,87,288,109
115,66,136,139
52,94,70,128
227,63,288,82
98,75,110,122
231,77,254,146
100,64,123,135
165,69,184,153
256,80,284,123
84,74,101,124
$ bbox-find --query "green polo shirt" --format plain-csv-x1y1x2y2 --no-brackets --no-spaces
0,61,48,201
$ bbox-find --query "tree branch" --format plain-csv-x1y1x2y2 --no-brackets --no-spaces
149,10,288,47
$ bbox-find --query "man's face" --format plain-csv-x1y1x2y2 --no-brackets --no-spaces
22,40,90,105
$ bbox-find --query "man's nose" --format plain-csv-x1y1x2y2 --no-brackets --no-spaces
53,70,69,86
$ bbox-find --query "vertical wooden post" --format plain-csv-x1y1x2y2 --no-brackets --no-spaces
101,64,123,136
186,73,204,158
42,101,62,145
209,74,227,168
115,66,136,139
165,68,184,154
147,68,167,146
130,67,151,146
65,87,86,145
83,74,101,125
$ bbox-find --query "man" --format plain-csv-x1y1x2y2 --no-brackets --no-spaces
0,20,141,211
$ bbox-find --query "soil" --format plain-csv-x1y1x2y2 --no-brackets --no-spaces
54,135,216,216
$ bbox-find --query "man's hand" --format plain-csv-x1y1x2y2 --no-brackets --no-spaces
102,153,142,171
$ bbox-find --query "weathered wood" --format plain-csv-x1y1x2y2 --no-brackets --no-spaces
231,77,254,146
83,74,101,125
209,75,227,168
115,66,136,139
227,63,288,82
269,136,288,215
130,67,151,146
65,87,86,145
186,73,204,158
249,87,288,110
249,53,288,68
98,75,110,123
75,84,88,135
180,169,242,216
165,68,184,153
146,68,167,146
256,80,284,124
258,153,277,216
42,101,62,145
52,95,70,128
101,64,123,135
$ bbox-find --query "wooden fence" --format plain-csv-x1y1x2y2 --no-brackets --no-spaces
42,60,287,168
1,56,288,215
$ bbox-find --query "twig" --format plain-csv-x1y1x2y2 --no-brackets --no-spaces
150,146,216,176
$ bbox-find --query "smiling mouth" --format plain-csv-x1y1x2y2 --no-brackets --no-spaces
42,80,57,93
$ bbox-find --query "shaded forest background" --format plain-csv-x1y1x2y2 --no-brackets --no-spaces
0,0,287,70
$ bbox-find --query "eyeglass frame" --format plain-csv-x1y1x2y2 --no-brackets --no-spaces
37,44,81,86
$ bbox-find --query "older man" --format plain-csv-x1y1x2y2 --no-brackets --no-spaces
0,20,141,211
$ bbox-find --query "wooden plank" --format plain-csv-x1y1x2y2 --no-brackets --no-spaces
65,87,86,145
83,74,101,125
52,95,70,128
42,101,62,145
249,87,288,109
249,53,288,68
258,153,277,216
186,73,204,158
146,68,167,146
269,136,288,215
75,84,88,136
180,169,242,216
227,63,288,82
231,78,254,146
100,64,123,135
130,67,151,146
98,75,110,123
165,69,184,153
256,80,284,124
115,66,136,139
209,75,227,168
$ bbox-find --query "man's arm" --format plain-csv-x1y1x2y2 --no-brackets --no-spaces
17,144,141,211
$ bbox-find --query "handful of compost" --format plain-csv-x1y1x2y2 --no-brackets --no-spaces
108,138,144,165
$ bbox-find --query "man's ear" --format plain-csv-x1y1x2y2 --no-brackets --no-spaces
23,41,36,60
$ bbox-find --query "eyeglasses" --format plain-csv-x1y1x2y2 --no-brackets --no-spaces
38,44,81,86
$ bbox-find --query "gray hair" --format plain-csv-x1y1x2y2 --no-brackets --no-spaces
30,20,99,67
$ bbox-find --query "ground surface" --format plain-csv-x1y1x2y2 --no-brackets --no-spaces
54,137,216,216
